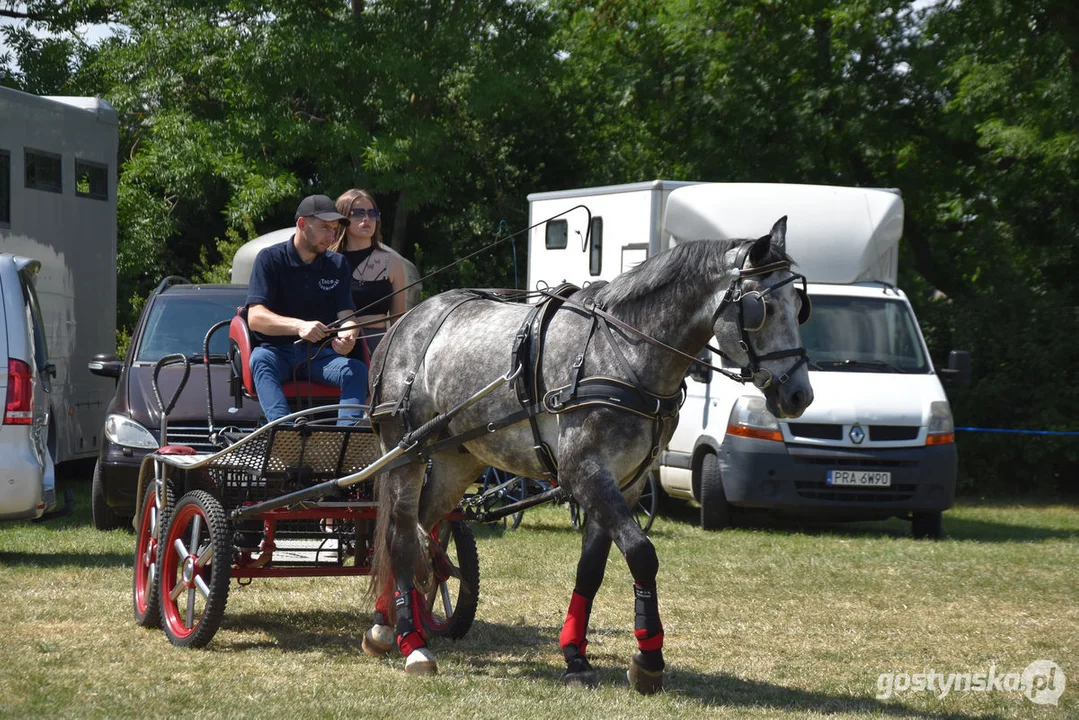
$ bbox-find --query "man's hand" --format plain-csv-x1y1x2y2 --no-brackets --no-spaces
332,333,357,355
297,320,330,342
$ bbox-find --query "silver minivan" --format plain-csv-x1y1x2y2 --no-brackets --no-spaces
0,253,58,521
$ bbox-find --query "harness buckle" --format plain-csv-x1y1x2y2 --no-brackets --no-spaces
572,353,584,369
404,372,416,386
778,373,790,385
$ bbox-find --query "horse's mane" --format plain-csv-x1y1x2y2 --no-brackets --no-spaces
590,238,793,311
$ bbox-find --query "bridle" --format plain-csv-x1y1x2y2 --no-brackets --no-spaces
706,240,811,390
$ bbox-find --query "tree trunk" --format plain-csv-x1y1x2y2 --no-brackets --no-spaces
390,189,409,254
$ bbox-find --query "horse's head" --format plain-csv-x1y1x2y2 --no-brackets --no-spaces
711,217,814,418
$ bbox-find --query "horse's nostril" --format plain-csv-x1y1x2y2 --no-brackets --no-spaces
789,389,805,408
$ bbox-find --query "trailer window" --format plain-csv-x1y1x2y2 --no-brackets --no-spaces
75,159,108,200
545,220,567,249
25,149,63,193
0,150,9,226
589,217,603,276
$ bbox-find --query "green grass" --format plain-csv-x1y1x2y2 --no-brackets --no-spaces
1,468,1076,719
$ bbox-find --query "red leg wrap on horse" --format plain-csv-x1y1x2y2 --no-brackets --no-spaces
634,627,665,652
559,590,592,655
398,631,426,657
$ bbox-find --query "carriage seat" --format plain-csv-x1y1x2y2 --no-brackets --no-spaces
228,309,342,405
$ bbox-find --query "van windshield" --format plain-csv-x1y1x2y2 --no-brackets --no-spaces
134,294,242,363
800,295,929,374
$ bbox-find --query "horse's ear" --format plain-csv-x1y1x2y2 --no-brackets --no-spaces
749,234,770,265
769,216,788,253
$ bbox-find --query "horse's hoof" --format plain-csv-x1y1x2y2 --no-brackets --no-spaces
404,647,438,676
628,656,664,695
561,654,598,687
362,624,395,657
562,668,598,688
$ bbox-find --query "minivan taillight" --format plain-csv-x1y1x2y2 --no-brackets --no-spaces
4,358,33,425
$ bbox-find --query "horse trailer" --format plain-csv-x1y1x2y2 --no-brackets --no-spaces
527,181,970,538
0,86,119,464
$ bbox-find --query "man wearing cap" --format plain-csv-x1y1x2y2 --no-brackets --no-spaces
245,194,367,423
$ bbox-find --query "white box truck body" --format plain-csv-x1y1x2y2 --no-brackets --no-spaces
527,181,966,536
0,87,119,464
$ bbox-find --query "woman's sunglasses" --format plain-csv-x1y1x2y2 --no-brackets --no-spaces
350,208,381,220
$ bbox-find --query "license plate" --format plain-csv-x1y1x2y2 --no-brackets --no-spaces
826,470,892,487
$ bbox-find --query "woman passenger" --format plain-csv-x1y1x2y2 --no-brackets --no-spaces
331,189,407,362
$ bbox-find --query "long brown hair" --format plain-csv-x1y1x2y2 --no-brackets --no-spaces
332,188,383,252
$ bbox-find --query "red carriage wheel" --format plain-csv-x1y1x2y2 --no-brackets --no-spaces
422,520,480,639
133,480,174,628
159,490,232,648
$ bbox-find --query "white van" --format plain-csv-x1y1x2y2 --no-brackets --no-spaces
0,253,59,521
527,181,970,538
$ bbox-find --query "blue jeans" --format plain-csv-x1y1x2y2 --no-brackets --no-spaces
250,344,367,423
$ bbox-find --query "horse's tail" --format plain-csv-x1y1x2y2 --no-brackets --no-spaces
366,468,433,606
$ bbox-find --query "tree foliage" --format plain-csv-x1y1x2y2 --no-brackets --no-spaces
3,0,1076,493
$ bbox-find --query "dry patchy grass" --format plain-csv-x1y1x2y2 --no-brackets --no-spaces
1,472,1076,719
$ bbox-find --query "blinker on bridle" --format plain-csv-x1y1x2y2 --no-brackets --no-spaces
709,242,811,390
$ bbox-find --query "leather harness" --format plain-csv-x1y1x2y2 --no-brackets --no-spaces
369,284,683,495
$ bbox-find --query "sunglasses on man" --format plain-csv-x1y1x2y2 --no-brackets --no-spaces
350,208,381,220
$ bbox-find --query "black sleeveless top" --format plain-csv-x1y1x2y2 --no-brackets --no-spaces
342,247,394,315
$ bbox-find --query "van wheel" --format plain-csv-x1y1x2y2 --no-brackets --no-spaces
699,452,731,531
91,459,124,531
911,511,943,540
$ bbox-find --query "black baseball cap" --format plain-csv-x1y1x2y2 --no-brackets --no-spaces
295,194,350,224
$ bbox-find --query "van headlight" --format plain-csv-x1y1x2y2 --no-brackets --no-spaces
726,396,783,442
104,414,160,450
927,401,955,445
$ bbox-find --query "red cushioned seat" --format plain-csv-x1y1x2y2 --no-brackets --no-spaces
228,309,341,404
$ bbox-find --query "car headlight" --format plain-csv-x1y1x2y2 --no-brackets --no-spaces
104,414,159,450
927,400,955,445
726,395,782,442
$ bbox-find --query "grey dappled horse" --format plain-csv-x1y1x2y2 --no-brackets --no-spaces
362,218,813,692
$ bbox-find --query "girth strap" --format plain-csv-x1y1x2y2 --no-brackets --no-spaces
511,282,581,477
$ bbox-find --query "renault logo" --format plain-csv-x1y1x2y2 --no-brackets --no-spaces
849,424,865,444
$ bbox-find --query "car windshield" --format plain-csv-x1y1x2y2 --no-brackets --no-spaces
799,295,929,374
134,293,242,363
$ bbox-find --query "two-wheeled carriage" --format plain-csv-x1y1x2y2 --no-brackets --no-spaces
130,321,481,649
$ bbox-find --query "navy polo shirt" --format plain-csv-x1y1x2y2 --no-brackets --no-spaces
245,237,355,346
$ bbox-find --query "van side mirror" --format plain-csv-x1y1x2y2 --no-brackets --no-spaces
687,350,712,385
88,353,123,379
940,350,971,388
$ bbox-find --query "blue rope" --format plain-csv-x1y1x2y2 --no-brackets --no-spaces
956,427,1079,436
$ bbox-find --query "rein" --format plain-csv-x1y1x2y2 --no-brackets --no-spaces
538,246,809,391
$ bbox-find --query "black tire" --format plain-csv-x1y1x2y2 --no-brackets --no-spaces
91,459,125,531
159,490,232,648
911,511,943,540
633,471,658,533
423,520,480,640
699,452,731,531
133,480,174,628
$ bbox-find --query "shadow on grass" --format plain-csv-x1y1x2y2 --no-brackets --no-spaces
656,496,1078,543
218,608,370,653
0,549,130,568
209,613,999,719
436,621,998,720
